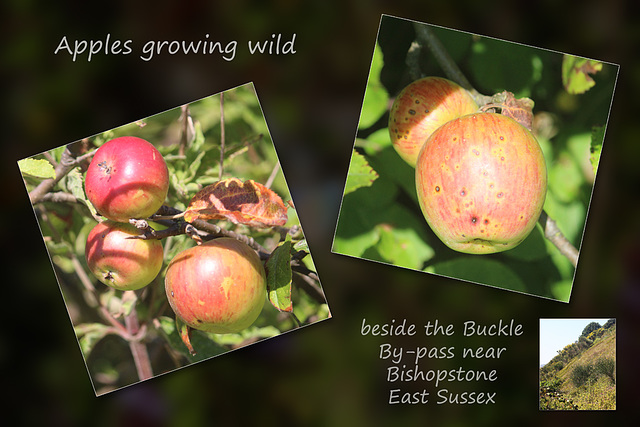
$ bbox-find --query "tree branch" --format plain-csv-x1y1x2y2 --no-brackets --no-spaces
29,141,94,204
538,211,579,268
411,23,492,106
123,302,153,381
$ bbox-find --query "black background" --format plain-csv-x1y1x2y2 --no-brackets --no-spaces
3,1,639,425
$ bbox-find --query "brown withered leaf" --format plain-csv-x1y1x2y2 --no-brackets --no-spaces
482,91,535,131
183,178,288,227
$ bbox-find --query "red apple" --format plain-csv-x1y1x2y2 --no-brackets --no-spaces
389,77,479,167
165,237,267,334
85,136,169,222
415,112,547,254
85,220,164,290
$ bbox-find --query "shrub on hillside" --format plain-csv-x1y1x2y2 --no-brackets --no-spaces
594,357,616,384
571,364,594,387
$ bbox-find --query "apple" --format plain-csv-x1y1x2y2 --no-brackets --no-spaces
389,77,479,167
85,136,169,222
85,220,164,290
415,112,547,254
165,237,267,334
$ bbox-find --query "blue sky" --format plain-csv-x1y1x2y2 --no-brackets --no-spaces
539,318,611,366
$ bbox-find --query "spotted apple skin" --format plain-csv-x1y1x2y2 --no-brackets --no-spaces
415,112,547,254
165,238,266,334
389,77,478,167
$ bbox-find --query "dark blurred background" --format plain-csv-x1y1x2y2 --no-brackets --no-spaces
3,0,639,425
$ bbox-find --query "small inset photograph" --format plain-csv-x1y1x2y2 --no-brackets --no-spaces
539,318,616,411
332,15,619,301
18,83,330,396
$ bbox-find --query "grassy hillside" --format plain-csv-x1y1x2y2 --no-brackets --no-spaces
539,322,616,410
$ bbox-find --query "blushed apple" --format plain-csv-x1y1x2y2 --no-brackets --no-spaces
165,237,267,334
389,77,478,167
415,112,547,254
85,136,169,222
85,220,164,290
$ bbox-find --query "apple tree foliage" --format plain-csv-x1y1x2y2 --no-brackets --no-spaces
333,20,618,302
19,83,329,394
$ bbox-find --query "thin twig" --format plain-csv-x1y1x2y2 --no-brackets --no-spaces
412,23,492,105
29,142,93,204
265,162,280,189
292,270,326,305
219,92,225,180
140,205,272,255
178,104,191,157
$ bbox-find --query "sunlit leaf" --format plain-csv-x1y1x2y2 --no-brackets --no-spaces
332,176,398,257
375,224,434,270
213,326,282,346
293,239,309,252
344,150,378,195
562,55,603,95
75,323,112,357
266,239,293,312
548,151,583,203
65,167,86,201
18,158,56,179
183,178,288,227
550,279,573,303
359,43,388,130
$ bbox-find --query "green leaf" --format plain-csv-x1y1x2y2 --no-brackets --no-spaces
503,225,548,262
333,176,398,257
75,323,112,357
213,325,281,346
548,151,583,203
66,167,86,200
359,43,388,130
18,158,56,179
100,289,123,318
469,37,545,97
550,279,573,303
590,125,605,176
562,55,603,94
375,224,434,270
293,239,309,252
543,192,586,246
428,257,526,292
184,122,208,182
356,127,393,156
120,291,138,317
96,289,138,319
344,151,378,195
155,316,225,362
266,239,293,312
